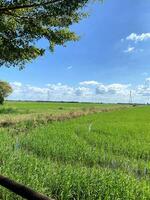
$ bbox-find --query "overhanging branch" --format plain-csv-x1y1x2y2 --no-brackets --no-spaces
0,0,63,13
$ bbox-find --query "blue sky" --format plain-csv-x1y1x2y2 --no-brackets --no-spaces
2,0,150,103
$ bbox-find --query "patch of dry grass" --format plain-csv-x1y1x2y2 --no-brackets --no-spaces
0,106,130,130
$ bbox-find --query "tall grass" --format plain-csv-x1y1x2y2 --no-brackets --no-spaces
0,105,150,199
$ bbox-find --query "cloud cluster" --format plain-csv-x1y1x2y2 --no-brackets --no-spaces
126,33,150,42
122,33,149,54
9,79,150,103
136,78,150,97
95,83,130,96
79,81,99,86
10,82,91,102
9,81,131,103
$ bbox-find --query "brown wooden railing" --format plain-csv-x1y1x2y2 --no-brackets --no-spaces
0,175,54,200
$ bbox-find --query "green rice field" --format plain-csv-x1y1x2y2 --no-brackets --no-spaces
0,102,150,199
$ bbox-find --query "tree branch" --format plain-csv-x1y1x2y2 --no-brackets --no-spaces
0,0,63,13
0,174,54,200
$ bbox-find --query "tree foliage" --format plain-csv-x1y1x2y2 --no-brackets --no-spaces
0,81,13,104
0,0,101,69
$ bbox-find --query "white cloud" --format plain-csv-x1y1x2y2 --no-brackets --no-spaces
126,33,150,42
134,78,150,102
96,83,130,96
11,82,22,87
9,79,150,103
136,85,150,97
74,87,90,96
79,81,100,86
9,82,92,102
124,46,135,53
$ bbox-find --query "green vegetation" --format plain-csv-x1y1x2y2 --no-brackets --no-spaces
0,102,124,128
1,101,120,114
0,0,101,68
0,81,12,104
0,102,150,199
